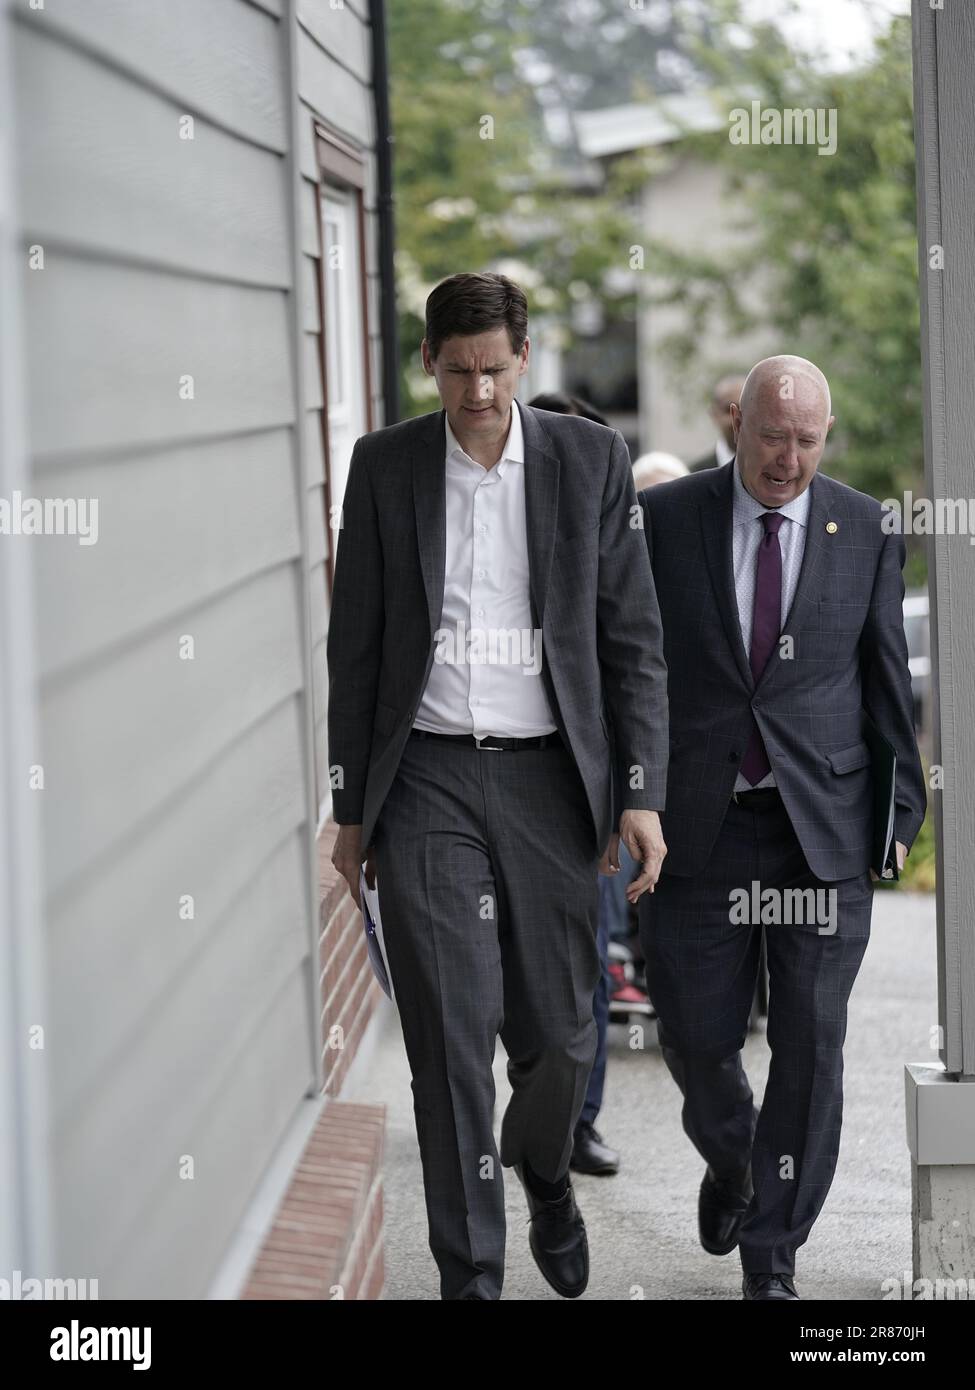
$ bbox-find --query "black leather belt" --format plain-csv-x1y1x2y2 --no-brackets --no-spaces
409,728,562,751
732,786,782,808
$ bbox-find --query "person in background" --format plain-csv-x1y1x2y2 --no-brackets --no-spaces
528,389,629,1177
633,452,689,490
688,374,746,473
529,390,608,425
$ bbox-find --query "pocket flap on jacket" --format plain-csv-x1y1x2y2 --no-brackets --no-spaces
827,742,871,774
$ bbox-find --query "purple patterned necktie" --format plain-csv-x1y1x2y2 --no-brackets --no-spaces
740,511,785,786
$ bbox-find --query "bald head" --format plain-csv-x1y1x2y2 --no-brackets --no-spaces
731,354,835,508
739,355,831,422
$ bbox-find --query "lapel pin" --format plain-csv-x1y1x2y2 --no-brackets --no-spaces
825,521,838,534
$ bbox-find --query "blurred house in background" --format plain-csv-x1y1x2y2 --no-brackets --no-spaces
0,0,396,1300
569,94,778,464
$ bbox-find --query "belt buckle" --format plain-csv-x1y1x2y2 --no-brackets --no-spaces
474,734,503,751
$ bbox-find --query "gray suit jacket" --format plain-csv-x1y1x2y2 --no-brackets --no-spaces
326,400,669,855
639,461,927,879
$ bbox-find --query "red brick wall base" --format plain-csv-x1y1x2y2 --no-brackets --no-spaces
241,1100,385,1300
241,820,388,1300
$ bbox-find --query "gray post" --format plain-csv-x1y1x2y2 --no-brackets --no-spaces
907,0,975,1290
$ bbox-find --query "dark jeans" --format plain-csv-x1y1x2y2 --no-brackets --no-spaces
580,841,640,1128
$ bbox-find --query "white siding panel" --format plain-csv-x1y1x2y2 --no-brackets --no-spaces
41,565,305,893
298,0,371,79
52,824,309,1144
312,636,329,803
106,968,311,1298
305,407,325,488
298,101,319,182
306,482,328,569
304,330,324,410
297,25,374,147
301,253,322,333
24,0,287,153
26,259,294,458
16,26,290,285
53,831,312,1294
309,564,328,649
48,702,308,1098
35,430,301,677
300,176,321,257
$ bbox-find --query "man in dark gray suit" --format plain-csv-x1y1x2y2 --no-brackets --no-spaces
637,355,926,1300
327,272,668,1300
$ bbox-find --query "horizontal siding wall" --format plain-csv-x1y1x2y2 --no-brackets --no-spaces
296,0,384,813
12,0,319,1297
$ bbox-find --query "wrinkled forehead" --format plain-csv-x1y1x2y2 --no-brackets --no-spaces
746,373,830,423
436,328,517,368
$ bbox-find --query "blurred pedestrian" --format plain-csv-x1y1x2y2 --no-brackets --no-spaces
688,373,746,472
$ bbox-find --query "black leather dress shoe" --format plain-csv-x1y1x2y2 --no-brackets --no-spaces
698,1165,753,1255
743,1273,800,1300
570,1122,620,1175
514,1164,589,1298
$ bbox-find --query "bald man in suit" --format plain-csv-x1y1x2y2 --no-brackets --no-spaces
635,356,925,1299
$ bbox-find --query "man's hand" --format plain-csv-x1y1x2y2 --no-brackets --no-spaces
598,832,621,876
869,840,908,883
619,810,667,902
331,823,376,910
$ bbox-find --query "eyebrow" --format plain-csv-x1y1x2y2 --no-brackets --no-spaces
757,424,821,439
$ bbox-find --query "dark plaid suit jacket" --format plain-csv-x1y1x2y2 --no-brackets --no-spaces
327,400,669,855
639,460,926,880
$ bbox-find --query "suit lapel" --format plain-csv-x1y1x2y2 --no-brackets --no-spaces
699,463,754,690
412,411,447,637
519,402,560,627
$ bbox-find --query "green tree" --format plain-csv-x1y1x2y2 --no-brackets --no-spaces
387,0,700,415
639,4,922,568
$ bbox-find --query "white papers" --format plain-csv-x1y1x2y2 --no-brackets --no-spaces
359,866,394,1001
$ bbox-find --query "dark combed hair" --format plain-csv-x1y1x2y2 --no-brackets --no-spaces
424,272,528,359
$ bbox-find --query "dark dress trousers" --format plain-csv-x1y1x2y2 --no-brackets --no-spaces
327,402,668,1298
637,461,926,1276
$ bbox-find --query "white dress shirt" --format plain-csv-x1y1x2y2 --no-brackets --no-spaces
731,457,811,791
412,399,558,739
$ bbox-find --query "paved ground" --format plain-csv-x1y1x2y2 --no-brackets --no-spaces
343,891,937,1300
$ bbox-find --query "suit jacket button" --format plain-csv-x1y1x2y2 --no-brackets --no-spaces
729,751,739,762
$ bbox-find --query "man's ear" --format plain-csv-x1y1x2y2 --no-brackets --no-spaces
420,338,435,375
729,402,742,441
826,414,836,435
517,336,530,375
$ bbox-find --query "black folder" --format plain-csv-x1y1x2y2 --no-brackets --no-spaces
862,714,898,880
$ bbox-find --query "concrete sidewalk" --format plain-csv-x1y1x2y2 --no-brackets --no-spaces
343,891,937,1300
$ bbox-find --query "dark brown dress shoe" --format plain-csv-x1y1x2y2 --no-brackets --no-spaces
743,1273,800,1300
698,1165,753,1255
514,1164,589,1298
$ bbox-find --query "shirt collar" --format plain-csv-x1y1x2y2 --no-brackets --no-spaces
444,398,524,476
732,455,812,530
